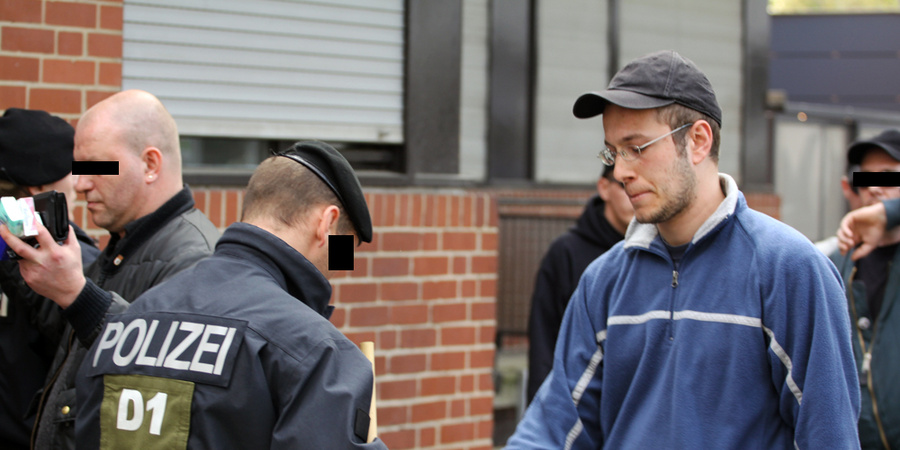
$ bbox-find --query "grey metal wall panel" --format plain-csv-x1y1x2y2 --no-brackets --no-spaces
122,0,404,143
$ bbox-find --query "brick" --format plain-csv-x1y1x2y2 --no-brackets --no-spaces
381,194,396,226
441,326,476,346
389,353,426,374
400,328,435,348
475,196,486,226
420,375,455,396
476,418,494,440
430,351,465,371
46,1,97,27
471,255,496,274
481,231,498,250
411,194,423,226
100,5,123,30
380,232,419,251
452,256,466,275
328,308,345,328
192,190,207,214
478,373,494,391
422,232,438,250
348,256,369,277
489,198,499,226
43,59,95,85
88,33,122,58
432,302,466,323
478,279,496,297
411,400,446,423
419,426,436,447
470,349,495,368
391,304,428,325
440,422,474,444
378,405,408,426
472,301,495,321
423,280,456,300
413,256,448,276
462,280,476,297
341,331,376,347
397,194,410,225
337,283,377,303
86,90,115,109
423,195,435,226
380,429,415,450
460,374,475,392
224,190,239,225
479,325,496,344
378,329,397,350
1,27,53,53
436,196,447,226
29,88,81,114
450,196,460,227
98,62,121,87
380,282,417,301
371,257,408,277
451,398,465,417
208,190,223,227
380,379,416,400
349,305,389,327
57,32,83,56
463,196,473,226
443,231,476,250
0,0,41,22
0,86,26,109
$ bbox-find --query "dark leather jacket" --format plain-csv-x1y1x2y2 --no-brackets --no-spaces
32,187,219,449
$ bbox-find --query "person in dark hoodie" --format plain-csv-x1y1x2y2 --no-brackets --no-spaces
526,163,633,403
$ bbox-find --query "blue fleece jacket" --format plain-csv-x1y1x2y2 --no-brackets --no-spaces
507,174,860,449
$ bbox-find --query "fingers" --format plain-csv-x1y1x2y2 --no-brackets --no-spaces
852,243,875,261
0,223,38,261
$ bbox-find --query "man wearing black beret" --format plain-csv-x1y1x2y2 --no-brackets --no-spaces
0,108,100,449
6,140,385,448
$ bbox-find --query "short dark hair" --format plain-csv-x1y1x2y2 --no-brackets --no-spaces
241,156,354,235
656,103,720,162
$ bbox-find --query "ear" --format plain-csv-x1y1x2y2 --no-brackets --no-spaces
597,177,610,201
687,120,713,165
141,147,163,183
26,185,43,196
314,205,341,248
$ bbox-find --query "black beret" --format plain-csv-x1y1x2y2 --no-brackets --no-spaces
0,108,74,186
277,141,372,243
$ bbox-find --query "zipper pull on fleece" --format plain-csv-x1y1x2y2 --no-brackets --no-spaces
671,270,679,288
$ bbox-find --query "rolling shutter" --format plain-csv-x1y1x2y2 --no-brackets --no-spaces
122,0,404,143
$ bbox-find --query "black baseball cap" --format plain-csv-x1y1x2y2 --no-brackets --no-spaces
276,141,372,244
573,50,722,126
847,129,900,165
0,108,75,186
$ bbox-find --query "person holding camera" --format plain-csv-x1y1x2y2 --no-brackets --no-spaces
0,90,219,449
0,108,100,449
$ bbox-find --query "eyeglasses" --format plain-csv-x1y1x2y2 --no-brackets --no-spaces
598,123,693,166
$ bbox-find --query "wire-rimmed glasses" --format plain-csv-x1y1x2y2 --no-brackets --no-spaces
598,123,693,166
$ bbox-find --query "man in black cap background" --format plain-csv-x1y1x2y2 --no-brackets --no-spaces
0,108,100,449
829,129,900,449
507,50,858,448
0,90,220,449
32,141,383,448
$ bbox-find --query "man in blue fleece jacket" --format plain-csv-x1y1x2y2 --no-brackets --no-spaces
506,50,860,449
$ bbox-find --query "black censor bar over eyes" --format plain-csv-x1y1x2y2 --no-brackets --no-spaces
72,161,119,175
328,235,354,271
853,172,900,187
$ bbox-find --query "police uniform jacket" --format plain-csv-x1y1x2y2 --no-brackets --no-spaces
33,187,219,449
77,222,386,449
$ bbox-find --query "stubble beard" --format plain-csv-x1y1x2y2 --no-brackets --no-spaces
637,151,697,224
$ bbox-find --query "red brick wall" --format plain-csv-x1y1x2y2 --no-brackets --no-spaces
190,187,499,450
0,0,122,121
